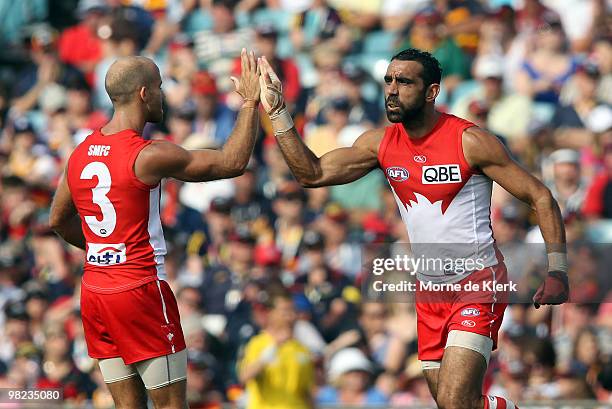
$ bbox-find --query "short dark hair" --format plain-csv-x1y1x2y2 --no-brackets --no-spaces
261,284,292,309
390,48,442,88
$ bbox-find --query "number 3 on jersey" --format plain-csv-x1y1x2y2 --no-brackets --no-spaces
80,162,116,237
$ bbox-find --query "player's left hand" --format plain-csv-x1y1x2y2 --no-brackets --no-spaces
258,56,285,116
533,270,569,308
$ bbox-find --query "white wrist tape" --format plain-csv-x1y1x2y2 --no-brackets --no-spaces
548,252,568,273
270,108,294,136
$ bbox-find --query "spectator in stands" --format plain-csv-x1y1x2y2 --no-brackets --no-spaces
272,182,306,264
290,0,344,51
35,324,96,402
337,62,382,126
453,53,532,141
396,8,470,96
190,71,236,146
204,226,256,311
93,17,141,112
552,64,606,149
57,0,107,85
380,0,431,33
62,75,108,145
546,149,586,217
0,303,31,366
516,19,578,104
590,36,612,105
231,161,273,228
583,142,612,219
306,96,353,156
162,36,199,109
11,24,88,116
572,327,604,387
313,203,360,277
192,0,253,94
435,0,486,55
317,347,388,405
248,24,301,109
239,286,314,409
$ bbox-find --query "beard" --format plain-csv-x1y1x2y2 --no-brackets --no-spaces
385,93,427,124
146,101,164,123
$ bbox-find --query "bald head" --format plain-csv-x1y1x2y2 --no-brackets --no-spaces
105,56,160,106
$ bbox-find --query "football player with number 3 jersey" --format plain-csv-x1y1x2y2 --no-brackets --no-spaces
50,51,262,409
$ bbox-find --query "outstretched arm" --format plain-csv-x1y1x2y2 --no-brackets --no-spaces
275,128,381,187
136,49,261,184
258,57,380,187
463,127,569,307
49,172,86,250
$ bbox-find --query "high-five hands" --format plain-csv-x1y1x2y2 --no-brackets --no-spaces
257,56,294,135
230,49,261,105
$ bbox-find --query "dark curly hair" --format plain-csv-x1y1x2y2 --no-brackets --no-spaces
391,48,443,88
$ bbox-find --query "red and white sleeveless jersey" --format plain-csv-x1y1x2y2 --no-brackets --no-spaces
378,113,500,283
67,129,166,293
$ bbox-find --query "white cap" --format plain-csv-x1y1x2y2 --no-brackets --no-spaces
586,105,612,133
474,54,505,79
328,348,372,382
549,149,580,165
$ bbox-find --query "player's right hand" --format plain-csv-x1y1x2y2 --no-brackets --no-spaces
533,270,569,309
230,48,260,103
258,56,285,116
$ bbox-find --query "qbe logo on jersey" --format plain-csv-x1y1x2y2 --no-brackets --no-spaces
422,164,462,184
87,243,127,266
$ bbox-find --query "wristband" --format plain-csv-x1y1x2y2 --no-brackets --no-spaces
547,252,568,273
241,100,259,109
270,108,294,136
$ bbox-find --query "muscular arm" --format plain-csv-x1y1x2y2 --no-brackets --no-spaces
274,128,382,188
49,172,86,250
135,103,260,184
463,127,566,252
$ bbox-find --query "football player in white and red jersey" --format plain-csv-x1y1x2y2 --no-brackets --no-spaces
50,50,261,409
256,49,570,409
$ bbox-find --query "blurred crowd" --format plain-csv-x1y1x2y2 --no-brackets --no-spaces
0,0,612,407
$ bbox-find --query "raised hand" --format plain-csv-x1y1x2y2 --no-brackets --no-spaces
230,49,260,103
258,56,285,116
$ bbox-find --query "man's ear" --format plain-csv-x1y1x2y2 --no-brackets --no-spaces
426,83,440,102
139,86,147,101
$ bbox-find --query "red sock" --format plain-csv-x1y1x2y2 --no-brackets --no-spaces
483,395,519,409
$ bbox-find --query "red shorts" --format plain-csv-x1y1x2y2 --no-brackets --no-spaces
415,263,508,361
81,279,186,364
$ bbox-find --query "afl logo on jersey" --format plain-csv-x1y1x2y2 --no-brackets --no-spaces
386,167,409,182
414,155,427,163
